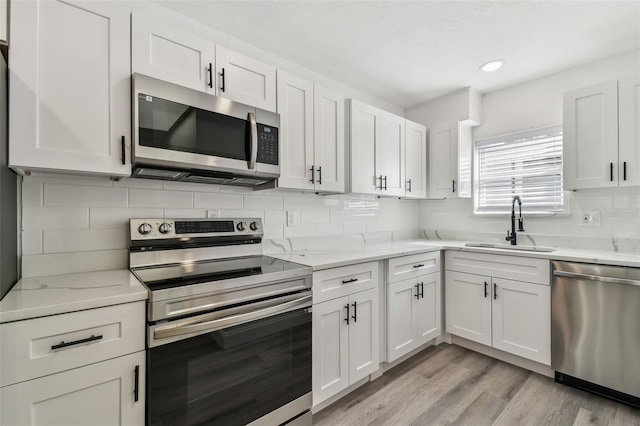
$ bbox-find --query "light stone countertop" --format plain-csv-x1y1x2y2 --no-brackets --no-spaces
268,240,640,270
0,269,148,324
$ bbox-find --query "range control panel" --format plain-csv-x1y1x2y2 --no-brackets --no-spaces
130,218,263,241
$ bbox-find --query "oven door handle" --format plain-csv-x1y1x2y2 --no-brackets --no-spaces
153,293,311,341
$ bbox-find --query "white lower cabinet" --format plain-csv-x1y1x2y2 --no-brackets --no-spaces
1,351,145,426
312,286,379,407
445,251,551,365
0,301,146,424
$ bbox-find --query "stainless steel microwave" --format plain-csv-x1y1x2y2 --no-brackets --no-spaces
131,73,280,186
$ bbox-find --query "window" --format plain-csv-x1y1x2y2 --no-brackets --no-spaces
474,126,563,214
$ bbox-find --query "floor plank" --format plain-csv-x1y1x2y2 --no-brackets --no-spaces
312,343,640,426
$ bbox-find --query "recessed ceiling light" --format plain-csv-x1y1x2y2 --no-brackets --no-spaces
480,60,505,72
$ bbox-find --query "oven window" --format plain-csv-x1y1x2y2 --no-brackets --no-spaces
147,309,311,426
138,93,250,161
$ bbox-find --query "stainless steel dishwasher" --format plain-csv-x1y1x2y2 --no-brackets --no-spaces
551,261,640,407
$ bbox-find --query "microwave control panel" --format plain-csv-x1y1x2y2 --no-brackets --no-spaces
257,124,279,165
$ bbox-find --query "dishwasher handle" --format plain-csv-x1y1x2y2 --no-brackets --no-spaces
553,270,640,287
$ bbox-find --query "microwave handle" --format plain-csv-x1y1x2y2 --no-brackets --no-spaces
248,112,258,170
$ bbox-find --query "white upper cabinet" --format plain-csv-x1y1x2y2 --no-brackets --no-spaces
428,121,472,198
349,100,380,194
349,100,417,197
132,13,216,93
617,75,640,187
404,119,427,198
9,0,131,177
132,15,276,112
378,111,406,197
277,71,315,190
277,71,345,192
216,46,276,112
313,85,346,192
564,76,640,189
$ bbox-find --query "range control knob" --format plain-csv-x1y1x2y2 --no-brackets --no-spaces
159,223,173,234
138,223,153,235
236,222,246,231
250,221,259,231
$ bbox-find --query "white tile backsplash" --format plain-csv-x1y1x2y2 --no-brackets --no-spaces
129,188,194,209
44,184,129,207
20,176,421,277
23,207,89,230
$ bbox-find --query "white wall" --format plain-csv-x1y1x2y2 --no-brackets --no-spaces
20,175,419,277
414,49,640,253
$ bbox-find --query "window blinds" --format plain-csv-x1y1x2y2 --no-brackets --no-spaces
475,126,563,214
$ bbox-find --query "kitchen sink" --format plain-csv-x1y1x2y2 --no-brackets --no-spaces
464,242,556,252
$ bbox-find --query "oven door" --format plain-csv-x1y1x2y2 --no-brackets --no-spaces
147,293,312,426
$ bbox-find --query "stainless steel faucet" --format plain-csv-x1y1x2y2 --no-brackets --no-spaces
505,195,525,245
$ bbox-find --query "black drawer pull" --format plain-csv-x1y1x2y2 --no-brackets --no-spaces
134,365,140,402
419,282,424,299
494,283,498,300
623,161,627,181
610,162,614,181
352,301,357,323
344,304,350,325
342,278,358,284
51,334,103,350
310,165,315,184
413,264,425,268
318,166,322,185
484,281,488,298
415,283,420,299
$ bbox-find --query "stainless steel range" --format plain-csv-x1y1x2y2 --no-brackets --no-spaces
129,218,312,426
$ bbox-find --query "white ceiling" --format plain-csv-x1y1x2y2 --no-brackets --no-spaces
157,1,640,109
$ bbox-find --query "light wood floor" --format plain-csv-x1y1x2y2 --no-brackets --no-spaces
312,344,640,426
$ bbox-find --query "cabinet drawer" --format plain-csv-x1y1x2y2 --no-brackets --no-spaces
0,302,145,387
387,252,440,284
445,250,550,285
313,261,378,303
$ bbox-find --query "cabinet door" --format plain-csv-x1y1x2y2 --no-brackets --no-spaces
404,120,427,198
216,46,276,112
277,71,315,190
416,272,441,346
349,100,380,194
563,81,619,189
445,271,491,346
312,297,350,406
314,85,346,192
348,288,379,384
387,279,418,362
428,122,458,198
492,279,551,365
132,13,215,93
377,111,405,196
0,351,145,425
618,75,640,187
9,0,131,177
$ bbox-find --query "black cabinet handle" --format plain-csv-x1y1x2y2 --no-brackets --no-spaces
493,283,498,300
415,283,420,299
342,278,358,284
318,166,322,185
51,334,103,351
207,63,213,89
344,304,350,325
377,175,383,190
484,281,488,298
407,178,412,192
220,68,226,92
134,365,140,402
310,165,315,184
419,282,424,299
383,175,387,190
624,161,627,181
352,301,357,323
413,264,425,268
610,162,614,181
452,179,457,193
121,136,126,165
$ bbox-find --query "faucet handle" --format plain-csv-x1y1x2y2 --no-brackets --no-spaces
518,218,525,232
505,230,511,241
